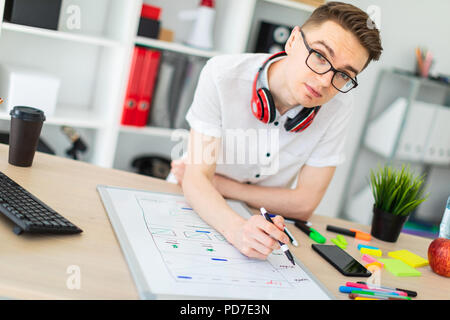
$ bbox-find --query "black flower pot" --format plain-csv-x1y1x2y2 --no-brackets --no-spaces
370,206,409,242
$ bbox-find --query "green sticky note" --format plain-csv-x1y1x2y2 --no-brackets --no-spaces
378,258,421,277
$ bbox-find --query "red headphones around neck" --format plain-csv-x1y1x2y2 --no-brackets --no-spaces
251,51,321,133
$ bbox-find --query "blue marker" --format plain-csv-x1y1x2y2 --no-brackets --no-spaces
339,286,400,296
357,244,380,251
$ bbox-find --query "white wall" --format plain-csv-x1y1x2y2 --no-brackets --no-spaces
315,0,450,222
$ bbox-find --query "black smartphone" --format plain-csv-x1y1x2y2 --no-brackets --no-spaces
312,244,371,277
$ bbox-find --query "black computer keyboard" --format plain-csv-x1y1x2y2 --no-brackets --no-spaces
0,171,82,235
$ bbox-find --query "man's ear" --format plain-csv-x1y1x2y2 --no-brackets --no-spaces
285,26,301,54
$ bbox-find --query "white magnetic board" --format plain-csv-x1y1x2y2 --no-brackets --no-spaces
97,185,333,300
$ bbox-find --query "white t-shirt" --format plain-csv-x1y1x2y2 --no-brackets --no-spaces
184,53,354,188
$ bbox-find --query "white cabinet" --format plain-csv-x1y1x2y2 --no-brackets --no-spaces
339,68,450,225
0,0,316,170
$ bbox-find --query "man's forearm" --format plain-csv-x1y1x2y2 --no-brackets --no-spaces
214,175,314,220
182,169,245,242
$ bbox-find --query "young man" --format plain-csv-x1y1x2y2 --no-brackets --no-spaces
170,2,382,259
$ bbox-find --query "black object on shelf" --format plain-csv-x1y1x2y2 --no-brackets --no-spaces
131,155,171,179
4,0,62,31
0,131,55,155
61,126,88,161
137,17,160,39
254,21,293,54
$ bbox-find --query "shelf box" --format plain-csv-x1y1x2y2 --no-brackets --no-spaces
364,97,450,165
0,64,60,116
4,0,62,30
423,106,450,165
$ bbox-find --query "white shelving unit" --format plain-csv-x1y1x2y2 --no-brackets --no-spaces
339,68,450,225
0,0,317,173
135,36,218,59
1,22,122,47
119,125,188,139
262,0,315,12
0,107,106,129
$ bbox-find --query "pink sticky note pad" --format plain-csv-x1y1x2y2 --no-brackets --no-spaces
362,254,377,263
362,254,384,267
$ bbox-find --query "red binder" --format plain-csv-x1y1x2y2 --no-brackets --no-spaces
134,48,161,127
121,46,146,126
141,4,161,20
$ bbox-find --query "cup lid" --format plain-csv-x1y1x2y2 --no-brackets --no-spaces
10,106,46,122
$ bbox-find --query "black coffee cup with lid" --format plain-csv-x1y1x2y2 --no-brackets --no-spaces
9,106,46,167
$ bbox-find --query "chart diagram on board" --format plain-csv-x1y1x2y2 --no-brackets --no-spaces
97,185,332,299
137,194,310,288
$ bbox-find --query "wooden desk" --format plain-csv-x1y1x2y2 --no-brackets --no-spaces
0,144,447,300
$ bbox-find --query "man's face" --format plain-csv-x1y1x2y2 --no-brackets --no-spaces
284,20,369,107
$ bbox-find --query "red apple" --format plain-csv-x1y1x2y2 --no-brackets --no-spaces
428,238,450,277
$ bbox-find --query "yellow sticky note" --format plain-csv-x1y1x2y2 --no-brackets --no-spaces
360,247,382,257
388,250,429,268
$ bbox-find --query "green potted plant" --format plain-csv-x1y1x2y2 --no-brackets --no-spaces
369,164,429,242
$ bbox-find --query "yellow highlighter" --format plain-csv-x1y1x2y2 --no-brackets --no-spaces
360,247,382,257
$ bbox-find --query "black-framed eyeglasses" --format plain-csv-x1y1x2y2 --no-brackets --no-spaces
300,29,358,93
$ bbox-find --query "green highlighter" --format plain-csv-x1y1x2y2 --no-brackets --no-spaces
351,290,412,300
331,237,347,250
294,221,326,243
